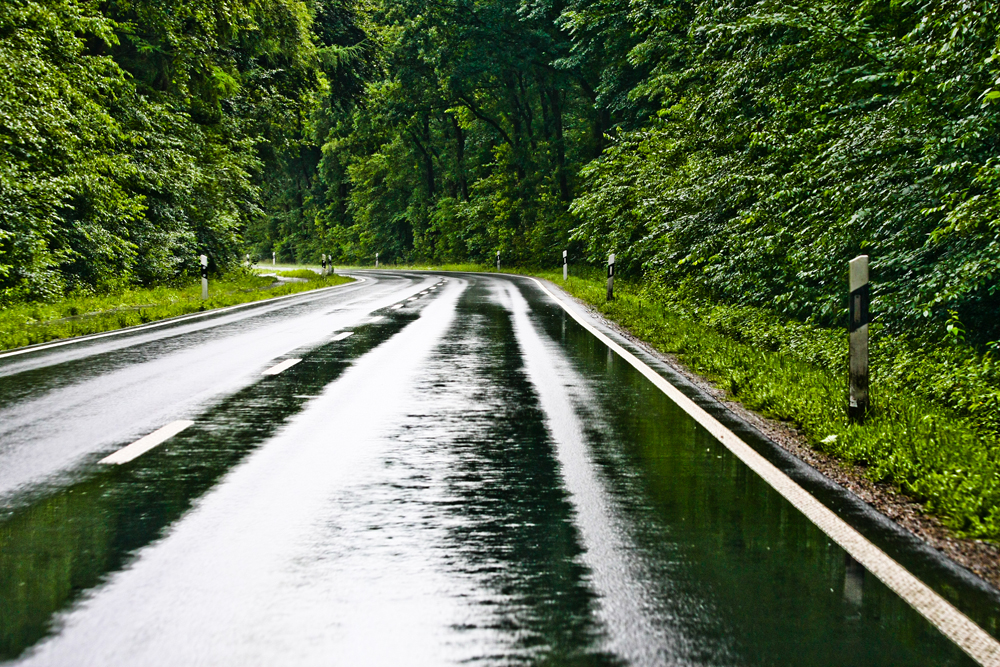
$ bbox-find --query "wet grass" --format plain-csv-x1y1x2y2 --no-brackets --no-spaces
0,272,353,352
531,270,1000,542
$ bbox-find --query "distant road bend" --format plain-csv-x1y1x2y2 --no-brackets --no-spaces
1,271,998,666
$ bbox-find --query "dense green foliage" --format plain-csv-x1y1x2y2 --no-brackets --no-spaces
248,0,999,346
0,0,336,302
5,0,998,346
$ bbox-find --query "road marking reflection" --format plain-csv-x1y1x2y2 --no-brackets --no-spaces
262,358,302,376
99,420,195,465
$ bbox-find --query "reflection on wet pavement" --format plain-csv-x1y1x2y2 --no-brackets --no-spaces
0,273,995,665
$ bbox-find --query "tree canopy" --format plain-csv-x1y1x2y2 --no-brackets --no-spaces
2,0,998,344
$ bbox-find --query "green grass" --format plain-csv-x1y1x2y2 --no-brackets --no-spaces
0,271,353,352
529,271,1000,540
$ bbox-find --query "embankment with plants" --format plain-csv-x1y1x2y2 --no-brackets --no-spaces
533,270,1000,542
0,270,353,352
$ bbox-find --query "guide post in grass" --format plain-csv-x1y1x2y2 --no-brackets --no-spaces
563,250,568,281
849,255,869,424
375,252,379,268
200,254,209,300
272,251,275,266
321,254,327,276
497,250,500,272
607,253,615,301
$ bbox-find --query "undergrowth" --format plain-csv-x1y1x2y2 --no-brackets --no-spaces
0,271,353,352
533,271,1000,541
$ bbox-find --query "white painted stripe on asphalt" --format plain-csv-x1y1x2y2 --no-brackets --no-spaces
529,277,1000,667
0,278,365,361
99,420,195,465
331,332,354,341
407,297,419,302
365,316,385,323
262,358,302,376
391,304,404,310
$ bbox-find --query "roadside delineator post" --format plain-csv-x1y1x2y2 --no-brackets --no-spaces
496,250,500,272
375,252,379,268
321,254,327,276
606,253,615,301
200,254,209,300
563,250,568,281
849,255,869,424
272,251,275,266
245,254,250,268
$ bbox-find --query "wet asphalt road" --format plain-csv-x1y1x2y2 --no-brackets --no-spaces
0,272,998,666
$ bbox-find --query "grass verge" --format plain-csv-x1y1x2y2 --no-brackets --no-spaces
530,270,1000,541
0,271,353,353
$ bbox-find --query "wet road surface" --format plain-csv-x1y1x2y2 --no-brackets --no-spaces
1,272,999,665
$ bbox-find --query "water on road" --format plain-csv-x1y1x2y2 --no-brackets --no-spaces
0,272,997,666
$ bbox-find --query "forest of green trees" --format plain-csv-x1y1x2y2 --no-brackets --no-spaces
1,0,999,344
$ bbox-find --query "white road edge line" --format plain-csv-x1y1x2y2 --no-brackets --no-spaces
262,358,302,376
391,304,404,310
332,331,354,341
529,277,1000,667
0,278,366,361
99,420,195,465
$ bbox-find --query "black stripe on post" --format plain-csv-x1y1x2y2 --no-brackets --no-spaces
606,253,615,301
849,283,869,333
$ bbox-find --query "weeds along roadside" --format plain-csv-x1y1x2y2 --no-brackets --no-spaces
529,270,1000,542
0,270,353,352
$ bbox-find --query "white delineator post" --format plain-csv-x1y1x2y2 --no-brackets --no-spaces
321,253,327,276
375,252,379,268
563,250,568,281
272,251,275,266
496,250,500,272
200,254,209,300
849,255,869,424
606,253,615,301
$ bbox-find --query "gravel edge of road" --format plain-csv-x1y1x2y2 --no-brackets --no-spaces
542,279,1000,594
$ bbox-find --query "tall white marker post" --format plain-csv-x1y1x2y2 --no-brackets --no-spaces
200,254,209,300
321,253,327,276
849,255,869,424
606,253,615,301
496,250,500,272
272,251,275,266
563,250,568,281
375,252,379,268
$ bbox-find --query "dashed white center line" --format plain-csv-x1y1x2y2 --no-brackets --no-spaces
331,331,354,341
262,358,302,376
407,297,419,302
99,420,195,465
391,304,404,309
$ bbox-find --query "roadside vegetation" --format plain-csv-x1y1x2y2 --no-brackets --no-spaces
530,270,1000,542
0,272,352,352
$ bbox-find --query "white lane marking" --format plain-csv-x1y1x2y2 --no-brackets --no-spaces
0,278,365,361
391,304,404,310
407,297,419,302
99,420,195,465
365,316,385,324
331,332,354,342
262,358,302,376
529,277,1000,667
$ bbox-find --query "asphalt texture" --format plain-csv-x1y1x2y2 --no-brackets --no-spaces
0,271,996,666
